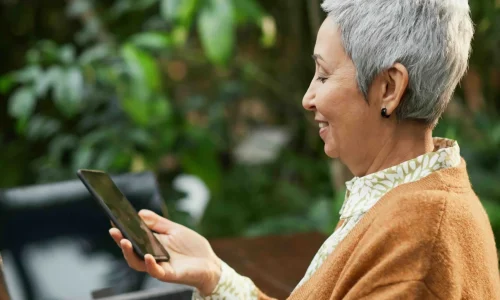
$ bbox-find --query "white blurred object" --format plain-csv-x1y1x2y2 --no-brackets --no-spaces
174,175,210,224
234,127,291,165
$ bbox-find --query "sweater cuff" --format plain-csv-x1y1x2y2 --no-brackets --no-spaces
192,260,258,300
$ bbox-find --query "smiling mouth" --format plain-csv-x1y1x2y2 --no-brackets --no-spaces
318,122,328,129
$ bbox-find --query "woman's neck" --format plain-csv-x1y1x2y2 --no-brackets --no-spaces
353,121,434,177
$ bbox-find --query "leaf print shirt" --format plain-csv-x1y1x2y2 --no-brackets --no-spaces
193,137,461,300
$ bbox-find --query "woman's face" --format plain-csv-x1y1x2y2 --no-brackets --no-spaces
303,19,386,166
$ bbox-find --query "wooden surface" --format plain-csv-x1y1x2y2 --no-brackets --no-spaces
210,232,327,299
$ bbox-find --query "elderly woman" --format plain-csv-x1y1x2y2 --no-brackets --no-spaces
110,0,500,299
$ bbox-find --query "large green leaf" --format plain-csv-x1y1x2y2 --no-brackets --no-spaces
120,44,164,126
197,0,235,66
8,87,36,119
121,43,161,100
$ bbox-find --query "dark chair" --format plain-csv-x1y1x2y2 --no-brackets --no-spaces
0,171,188,300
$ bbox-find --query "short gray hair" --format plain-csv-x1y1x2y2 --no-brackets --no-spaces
321,0,474,125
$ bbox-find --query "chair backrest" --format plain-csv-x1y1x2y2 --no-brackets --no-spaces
0,171,168,300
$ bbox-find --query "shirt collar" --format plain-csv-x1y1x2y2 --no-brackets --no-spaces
339,138,461,219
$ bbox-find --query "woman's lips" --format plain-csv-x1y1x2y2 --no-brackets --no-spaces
318,122,328,140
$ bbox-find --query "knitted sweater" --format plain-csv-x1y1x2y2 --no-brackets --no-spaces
283,159,500,299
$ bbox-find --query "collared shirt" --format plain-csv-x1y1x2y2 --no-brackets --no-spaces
193,138,461,300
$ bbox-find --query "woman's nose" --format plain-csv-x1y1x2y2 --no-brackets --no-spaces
302,85,316,111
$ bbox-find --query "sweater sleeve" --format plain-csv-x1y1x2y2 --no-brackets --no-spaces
192,260,277,300
358,281,440,300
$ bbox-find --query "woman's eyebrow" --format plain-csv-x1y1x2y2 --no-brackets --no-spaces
312,54,332,71
312,54,325,63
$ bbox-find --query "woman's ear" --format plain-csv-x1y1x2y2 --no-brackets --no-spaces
381,63,409,115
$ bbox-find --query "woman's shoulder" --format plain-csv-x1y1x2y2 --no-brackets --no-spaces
378,179,483,231
378,159,481,224
372,171,494,253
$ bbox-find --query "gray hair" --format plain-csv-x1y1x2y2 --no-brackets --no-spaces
321,0,474,125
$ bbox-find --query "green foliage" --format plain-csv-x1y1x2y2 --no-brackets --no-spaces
198,0,235,66
0,0,500,247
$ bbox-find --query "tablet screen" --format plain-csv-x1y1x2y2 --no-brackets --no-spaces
78,170,170,261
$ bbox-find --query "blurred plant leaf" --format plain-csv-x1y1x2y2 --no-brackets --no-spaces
129,32,172,50
160,0,181,22
82,129,115,146
161,0,198,26
26,49,41,64
66,0,91,17
54,67,84,117
8,87,36,119
197,0,235,66
26,115,62,141
110,0,158,18
260,16,277,48
150,96,172,124
12,65,42,84
233,0,263,24
180,129,222,195
307,198,334,234
60,45,76,64
37,40,61,62
122,98,150,126
79,44,112,65
48,134,78,162
121,43,161,99
128,128,154,146
35,66,63,97
0,74,15,94
95,147,118,170
73,145,95,170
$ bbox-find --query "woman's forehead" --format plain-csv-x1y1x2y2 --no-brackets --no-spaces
314,19,348,67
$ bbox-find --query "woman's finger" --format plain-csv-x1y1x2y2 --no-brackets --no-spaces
139,210,178,234
109,228,123,246
144,254,168,280
120,239,147,272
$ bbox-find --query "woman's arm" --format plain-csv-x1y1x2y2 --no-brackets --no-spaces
192,261,277,300
109,210,277,299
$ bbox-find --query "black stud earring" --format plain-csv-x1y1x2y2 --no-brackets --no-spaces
381,108,391,118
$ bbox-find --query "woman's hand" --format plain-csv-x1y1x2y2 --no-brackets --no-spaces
109,210,221,296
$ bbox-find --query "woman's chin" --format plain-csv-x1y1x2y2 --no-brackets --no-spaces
324,143,340,158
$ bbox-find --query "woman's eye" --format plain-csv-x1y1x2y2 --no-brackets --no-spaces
317,76,327,83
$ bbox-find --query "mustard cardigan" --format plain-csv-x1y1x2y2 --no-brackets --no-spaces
257,159,500,299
